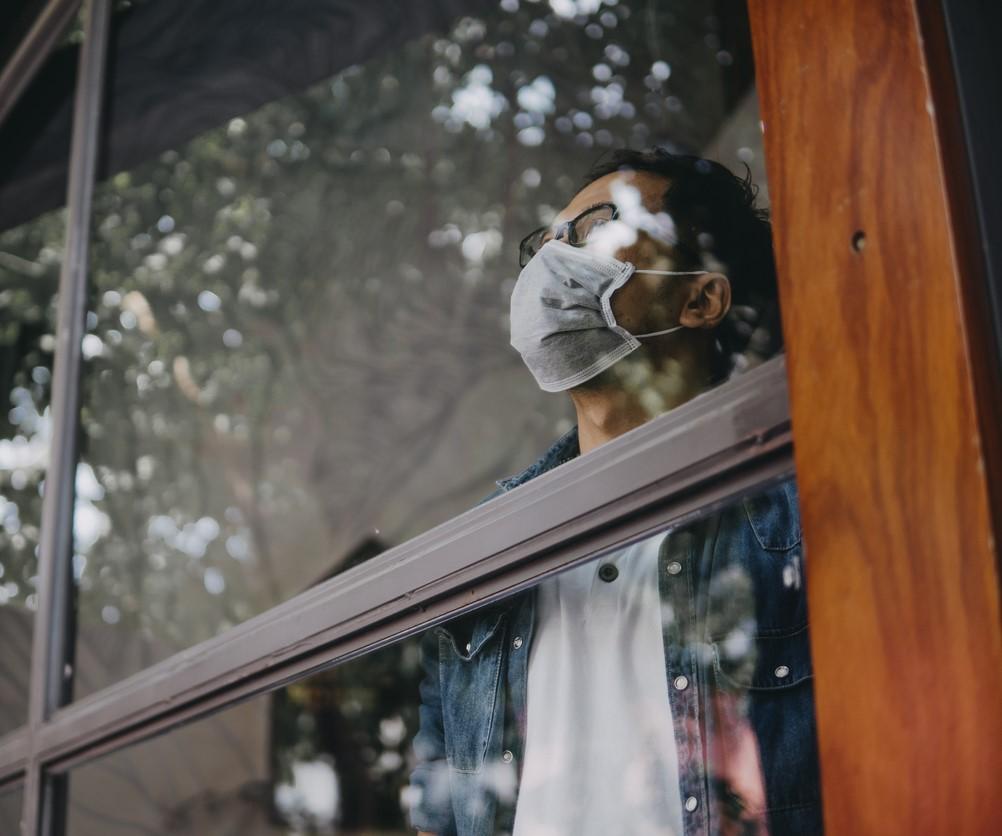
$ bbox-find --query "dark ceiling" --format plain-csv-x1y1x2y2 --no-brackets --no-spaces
0,0,496,232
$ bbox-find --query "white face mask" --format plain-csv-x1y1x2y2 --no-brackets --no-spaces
509,240,707,393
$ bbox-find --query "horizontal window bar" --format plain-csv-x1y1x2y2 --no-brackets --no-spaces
0,355,792,780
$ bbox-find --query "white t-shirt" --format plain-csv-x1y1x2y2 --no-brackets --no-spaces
512,533,684,836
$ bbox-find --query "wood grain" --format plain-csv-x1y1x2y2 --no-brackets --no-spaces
747,0,1002,833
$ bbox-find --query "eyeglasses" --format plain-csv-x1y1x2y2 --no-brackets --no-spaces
518,202,619,268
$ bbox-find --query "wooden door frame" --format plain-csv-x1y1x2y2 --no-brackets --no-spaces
748,0,1002,833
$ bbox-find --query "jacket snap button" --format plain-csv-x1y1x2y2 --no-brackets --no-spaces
774,665,790,678
598,563,619,582
673,675,689,691
465,642,472,653
502,750,514,763
513,636,523,649
685,796,699,812
667,561,683,575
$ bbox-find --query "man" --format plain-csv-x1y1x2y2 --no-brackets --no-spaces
408,149,821,836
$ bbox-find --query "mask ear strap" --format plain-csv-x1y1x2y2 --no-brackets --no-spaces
632,268,708,276
628,269,704,338
625,268,709,338
633,324,685,339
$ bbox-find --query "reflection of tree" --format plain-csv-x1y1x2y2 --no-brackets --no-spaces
63,635,423,835
0,201,65,733
271,637,423,833
1,0,765,707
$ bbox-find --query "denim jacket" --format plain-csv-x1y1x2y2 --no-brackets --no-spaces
409,426,822,835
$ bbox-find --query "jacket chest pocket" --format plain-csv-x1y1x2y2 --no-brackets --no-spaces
740,479,808,636
437,611,507,773
711,624,813,692
709,625,821,816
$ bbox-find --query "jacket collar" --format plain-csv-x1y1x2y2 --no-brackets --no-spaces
495,425,581,492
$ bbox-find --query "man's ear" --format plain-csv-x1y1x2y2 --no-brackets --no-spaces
679,272,731,328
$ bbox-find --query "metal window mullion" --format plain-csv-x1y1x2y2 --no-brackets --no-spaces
7,356,792,780
0,0,83,128
22,0,110,833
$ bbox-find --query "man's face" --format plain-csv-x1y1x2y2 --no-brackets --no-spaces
549,169,691,337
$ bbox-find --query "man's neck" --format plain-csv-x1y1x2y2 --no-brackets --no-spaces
570,348,720,454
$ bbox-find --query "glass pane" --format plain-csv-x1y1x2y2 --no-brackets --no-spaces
73,0,780,696
0,36,74,731
0,782,23,833
66,479,821,835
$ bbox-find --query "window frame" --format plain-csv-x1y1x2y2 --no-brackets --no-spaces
0,0,999,833
0,4,796,824
747,0,1002,832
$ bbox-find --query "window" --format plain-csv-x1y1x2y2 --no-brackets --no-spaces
69,0,779,699
1,0,998,834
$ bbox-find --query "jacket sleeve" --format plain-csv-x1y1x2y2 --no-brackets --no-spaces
407,626,455,834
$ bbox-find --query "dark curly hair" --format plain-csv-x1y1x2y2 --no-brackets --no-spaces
584,148,783,377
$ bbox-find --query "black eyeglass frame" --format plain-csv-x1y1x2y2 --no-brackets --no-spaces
517,202,620,268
